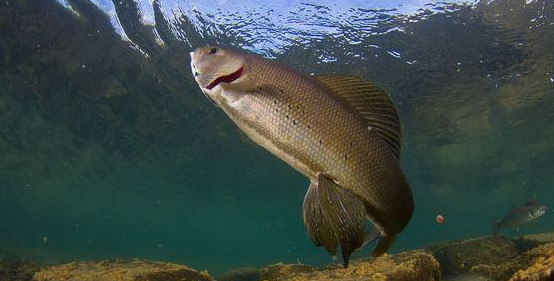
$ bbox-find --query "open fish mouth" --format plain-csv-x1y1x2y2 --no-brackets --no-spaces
193,68,243,107
195,73,217,88
205,67,243,90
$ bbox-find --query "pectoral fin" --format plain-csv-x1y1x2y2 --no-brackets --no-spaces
302,174,366,266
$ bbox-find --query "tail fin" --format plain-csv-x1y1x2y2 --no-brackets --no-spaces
303,174,366,267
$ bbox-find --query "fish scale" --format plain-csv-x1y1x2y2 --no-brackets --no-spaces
232,57,410,227
191,47,413,265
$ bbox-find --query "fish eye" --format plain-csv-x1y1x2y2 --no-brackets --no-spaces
209,48,219,55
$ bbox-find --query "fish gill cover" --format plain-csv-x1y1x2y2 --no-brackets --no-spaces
0,0,553,275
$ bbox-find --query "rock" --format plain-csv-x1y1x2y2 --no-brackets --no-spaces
465,261,519,281
218,267,261,281
508,243,554,281
217,263,316,281
259,263,316,280
442,273,490,281
513,232,554,252
465,242,554,281
33,259,214,281
431,235,519,277
509,256,554,281
273,250,440,281
0,257,40,281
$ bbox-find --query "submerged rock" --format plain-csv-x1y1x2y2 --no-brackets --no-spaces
267,250,439,281
431,235,554,281
218,250,438,281
513,232,554,252
508,243,554,281
33,259,214,281
218,263,316,281
0,257,39,281
259,263,316,280
431,235,519,277
442,272,489,281
218,267,261,281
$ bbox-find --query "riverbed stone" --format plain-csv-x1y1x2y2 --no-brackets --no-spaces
218,263,317,281
259,263,317,280
512,232,554,252
33,259,214,281
431,235,519,277
508,242,554,281
0,257,39,281
269,250,439,281
218,267,261,281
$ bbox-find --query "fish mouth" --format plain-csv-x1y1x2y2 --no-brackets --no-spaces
205,67,243,90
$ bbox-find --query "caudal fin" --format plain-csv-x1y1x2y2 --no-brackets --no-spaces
303,174,366,267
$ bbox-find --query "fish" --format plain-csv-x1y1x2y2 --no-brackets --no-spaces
492,199,547,235
190,46,414,266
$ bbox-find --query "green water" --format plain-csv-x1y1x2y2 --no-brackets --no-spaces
0,0,553,275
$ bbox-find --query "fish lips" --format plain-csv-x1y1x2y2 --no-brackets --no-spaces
194,73,217,90
193,69,244,93
190,52,217,90
193,74,220,106
205,67,243,90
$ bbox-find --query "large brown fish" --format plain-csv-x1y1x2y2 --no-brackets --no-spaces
190,46,413,266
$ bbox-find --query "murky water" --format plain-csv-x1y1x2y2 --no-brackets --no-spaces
0,0,553,276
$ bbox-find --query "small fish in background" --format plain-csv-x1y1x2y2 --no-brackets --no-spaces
190,47,414,266
492,199,547,236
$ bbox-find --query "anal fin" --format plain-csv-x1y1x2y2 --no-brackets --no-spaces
361,227,381,250
371,235,396,258
302,174,366,267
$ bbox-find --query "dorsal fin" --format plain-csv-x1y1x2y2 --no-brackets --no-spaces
316,75,401,158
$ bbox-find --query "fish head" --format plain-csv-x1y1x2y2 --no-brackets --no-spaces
190,47,248,105
532,204,547,217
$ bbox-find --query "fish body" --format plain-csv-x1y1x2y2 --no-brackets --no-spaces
493,199,547,235
190,47,413,265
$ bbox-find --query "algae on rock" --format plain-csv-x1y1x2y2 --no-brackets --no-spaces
267,250,439,281
33,259,214,281
508,243,554,281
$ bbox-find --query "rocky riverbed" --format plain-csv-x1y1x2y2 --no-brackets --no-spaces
1,232,553,281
